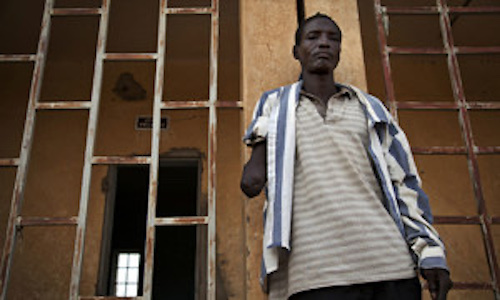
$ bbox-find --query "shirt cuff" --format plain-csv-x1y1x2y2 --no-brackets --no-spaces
418,246,449,271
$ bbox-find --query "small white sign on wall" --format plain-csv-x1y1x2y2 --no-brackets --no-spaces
135,116,169,130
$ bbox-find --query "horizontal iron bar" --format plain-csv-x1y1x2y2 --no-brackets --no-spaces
448,6,500,14
104,53,158,61
161,101,242,109
51,8,102,16
433,215,481,224
388,46,500,55
0,159,19,167
80,297,142,300
384,6,439,14
396,101,500,110
215,101,243,108
491,217,500,224
396,101,458,109
457,46,500,54
467,102,500,109
384,6,500,14
476,146,500,154
16,216,78,227
412,146,467,155
388,46,445,54
92,156,151,165
155,216,209,226
0,54,36,62
165,7,214,15
36,101,91,110
413,146,500,155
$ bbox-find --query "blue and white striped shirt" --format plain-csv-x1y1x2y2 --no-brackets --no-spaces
243,81,448,290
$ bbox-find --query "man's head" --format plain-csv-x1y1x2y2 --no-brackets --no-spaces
293,13,342,75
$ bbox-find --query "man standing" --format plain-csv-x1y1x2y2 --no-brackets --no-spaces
241,14,452,300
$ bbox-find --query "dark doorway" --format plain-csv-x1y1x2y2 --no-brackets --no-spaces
98,160,202,299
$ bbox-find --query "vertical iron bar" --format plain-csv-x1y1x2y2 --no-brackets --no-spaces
373,0,398,118
69,1,110,298
436,0,500,297
0,0,54,298
142,0,167,298
207,1,219,298
296,0,305,25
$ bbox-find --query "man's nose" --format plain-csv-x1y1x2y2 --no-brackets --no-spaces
318,34,330,47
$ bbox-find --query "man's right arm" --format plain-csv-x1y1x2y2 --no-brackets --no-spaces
240,141,267,198
241,88,280,198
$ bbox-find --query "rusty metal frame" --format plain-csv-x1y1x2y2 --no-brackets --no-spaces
141,0,220,299
0,159,19,167
374,0,500,297
51,8,102,16
207,1,219,297
36,101,92,110
0,0,55,298
69,0,111,298
162,100,242,109
166,7,213,15
92,156,152,165
0,54,36,62
0,0,226,298
79,297,141,300
140,0,167,296
17,216,79,227
104,53,159,61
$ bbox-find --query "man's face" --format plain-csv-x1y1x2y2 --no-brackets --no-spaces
294,18,341,75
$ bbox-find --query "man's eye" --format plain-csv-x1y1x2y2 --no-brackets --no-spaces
328,35,341,42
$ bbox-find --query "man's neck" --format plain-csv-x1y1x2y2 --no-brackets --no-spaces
301,72,338,104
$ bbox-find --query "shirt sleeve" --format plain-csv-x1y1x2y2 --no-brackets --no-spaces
385,119,449,271
243,89,280,146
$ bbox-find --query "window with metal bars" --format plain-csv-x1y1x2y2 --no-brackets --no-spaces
0,0,241,299
358,0,500,298
114,252,141,297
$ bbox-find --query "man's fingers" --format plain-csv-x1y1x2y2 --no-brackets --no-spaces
421,268,452,300
427,277,438,300
422,269,438,300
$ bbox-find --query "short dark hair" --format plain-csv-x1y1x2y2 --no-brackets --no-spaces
294,13,342,47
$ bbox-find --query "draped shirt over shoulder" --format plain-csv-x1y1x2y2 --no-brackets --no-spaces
243,81,448,291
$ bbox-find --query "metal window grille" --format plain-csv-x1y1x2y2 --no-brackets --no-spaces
0,0,240,299
373,0,500,297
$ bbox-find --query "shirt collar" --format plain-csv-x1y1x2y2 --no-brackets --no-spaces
299,84,353,103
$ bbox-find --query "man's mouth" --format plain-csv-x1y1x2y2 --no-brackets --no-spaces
315,52,332,59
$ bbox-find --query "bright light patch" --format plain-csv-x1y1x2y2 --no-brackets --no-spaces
115,253,140,297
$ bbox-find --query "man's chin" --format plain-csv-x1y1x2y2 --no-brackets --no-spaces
309,67,333,75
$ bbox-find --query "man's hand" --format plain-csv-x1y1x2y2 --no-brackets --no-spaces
241,142,267,198
421,268,453,300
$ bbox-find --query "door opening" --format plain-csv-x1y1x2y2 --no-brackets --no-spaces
97,159,202,298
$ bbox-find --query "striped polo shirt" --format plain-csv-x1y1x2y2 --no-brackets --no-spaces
243,81,448,292
268,88,416,299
